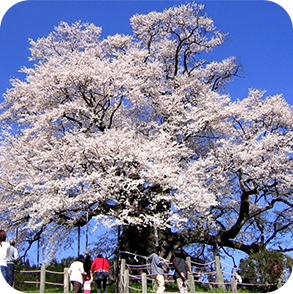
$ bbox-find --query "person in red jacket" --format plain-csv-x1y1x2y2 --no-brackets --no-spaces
90,254,110,293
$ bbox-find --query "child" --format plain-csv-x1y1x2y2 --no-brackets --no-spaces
83,274,93,293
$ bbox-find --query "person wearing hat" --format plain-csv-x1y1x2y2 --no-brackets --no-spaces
83,274,93,293
68,255,87,293
7,238,19,287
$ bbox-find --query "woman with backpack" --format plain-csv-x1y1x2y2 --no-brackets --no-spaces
90,254,110,293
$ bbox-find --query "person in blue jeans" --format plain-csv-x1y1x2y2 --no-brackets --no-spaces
7,239,19,287
0,230,10,283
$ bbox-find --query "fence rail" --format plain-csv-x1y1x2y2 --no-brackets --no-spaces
20,265,69,293
18,254,287,293
119,255,286,293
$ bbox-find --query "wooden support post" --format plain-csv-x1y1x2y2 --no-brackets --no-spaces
231,277,238,293
118,259,126,293
63,267,69,293
40,264,46,293
277,279,284,294
186,257,195,293
121,259,126,275
215,255,226,291
124,269,129,293
152,279,157,292
142,272,147,293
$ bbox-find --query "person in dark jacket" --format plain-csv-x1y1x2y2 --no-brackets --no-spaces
172,250,191,293
84,253,92,277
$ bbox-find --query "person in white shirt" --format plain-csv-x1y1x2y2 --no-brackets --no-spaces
7,239,19,287
83,274,93,293
68,255,86,293
0,230,10,283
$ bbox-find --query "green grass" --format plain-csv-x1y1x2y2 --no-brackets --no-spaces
15,281,273,293
18,288,63,293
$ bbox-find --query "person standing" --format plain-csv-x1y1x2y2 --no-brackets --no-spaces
7,239,19,287
149,246,167,293
83,274,94,293
0,230,10,283
172,250,191,293
84,253,92,277
90,254,110,293
68,255,87,293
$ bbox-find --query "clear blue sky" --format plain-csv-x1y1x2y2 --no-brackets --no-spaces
1,0,293,104
0,0,293,265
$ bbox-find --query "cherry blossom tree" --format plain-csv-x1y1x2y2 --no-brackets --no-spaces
0,2,292,260
166,89,293,256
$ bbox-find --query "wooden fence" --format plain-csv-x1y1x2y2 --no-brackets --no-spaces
20,265,69,293
19,256,287,293
119,256,285,293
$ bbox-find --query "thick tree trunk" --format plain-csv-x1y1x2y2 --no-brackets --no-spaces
119,225,156,258
119,225,188,260
118,223,264,262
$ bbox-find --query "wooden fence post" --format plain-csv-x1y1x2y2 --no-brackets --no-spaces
215,255,226,291
231,276,238,293
118,259,126,293
124,269,129,293
277,279,284,294
121,259,126,275
63,267,69,293
40,264,46,293
142,272,147,293
186,257,195,293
